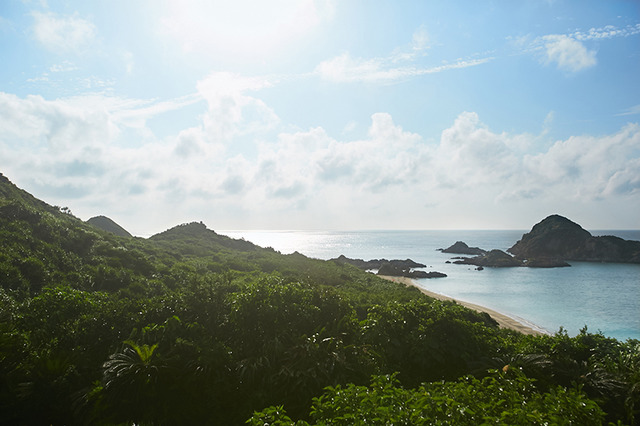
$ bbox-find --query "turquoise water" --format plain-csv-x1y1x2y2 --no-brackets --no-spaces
221,230,640,341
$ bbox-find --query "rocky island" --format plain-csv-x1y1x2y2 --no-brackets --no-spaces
444,214,639,268
508,214,640,264
438,241,486,255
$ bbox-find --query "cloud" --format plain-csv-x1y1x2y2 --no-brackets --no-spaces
616,104,640,117
313,113,425,191
49,61,78,72
315,53,404,83
0,91,212,210
422,112,640,206
390,25,430,63
512,23,638,73
108,94,202,129
0,92,116,150
314,23,492,83
196,72,279,142
0,76,283,229
173,127,206,159
572,23,640,41
1,83,639,232
31,11,96,54
542,34,597,72
315,52,492,83
523,123,640,198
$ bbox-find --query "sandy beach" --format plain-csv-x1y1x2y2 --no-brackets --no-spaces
380,275,546,336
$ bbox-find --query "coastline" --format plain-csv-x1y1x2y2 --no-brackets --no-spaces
380,275,548,336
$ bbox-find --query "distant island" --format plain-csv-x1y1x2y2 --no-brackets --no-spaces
438,241,486,255
443,214,640,267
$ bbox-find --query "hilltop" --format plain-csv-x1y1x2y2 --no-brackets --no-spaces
86,215,133,237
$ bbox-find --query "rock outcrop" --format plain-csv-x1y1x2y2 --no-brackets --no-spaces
439,241,486,255
508,215,640,264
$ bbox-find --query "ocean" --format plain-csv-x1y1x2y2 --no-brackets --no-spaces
220,229,640,342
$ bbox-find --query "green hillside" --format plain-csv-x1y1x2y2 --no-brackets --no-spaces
0,172,638,425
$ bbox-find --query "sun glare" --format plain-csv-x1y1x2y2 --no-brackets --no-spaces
160,0,334,60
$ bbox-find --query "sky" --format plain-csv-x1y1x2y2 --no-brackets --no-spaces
0,0,639,235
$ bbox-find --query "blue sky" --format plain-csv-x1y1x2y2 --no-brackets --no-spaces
1,0,639,235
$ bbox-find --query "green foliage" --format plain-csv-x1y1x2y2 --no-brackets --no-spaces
250,372,604,425
361,298,503,385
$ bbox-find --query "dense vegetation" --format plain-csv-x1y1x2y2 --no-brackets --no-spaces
1,173,639,425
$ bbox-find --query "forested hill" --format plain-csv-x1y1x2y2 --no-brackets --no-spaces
149,221,261,253
1,171,639,425
86,215,133,238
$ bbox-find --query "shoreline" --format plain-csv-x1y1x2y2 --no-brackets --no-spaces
380,275,548,336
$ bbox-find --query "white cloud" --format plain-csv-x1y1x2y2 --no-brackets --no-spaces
173,127,206,159
196,72,279,142
1,85,638,232
523,123,640,199
435,111,522,187
315,52,491,83
542,34,597,72
513,23,637,73
49,61,78,72
314,23,492,83
31,11,96,54
617,104,640,116
573,23,640,41
0,92,116,151
0,91,209,205
390,25,430,63
542,111,555,134
315,53,402,83
108,94,202,129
